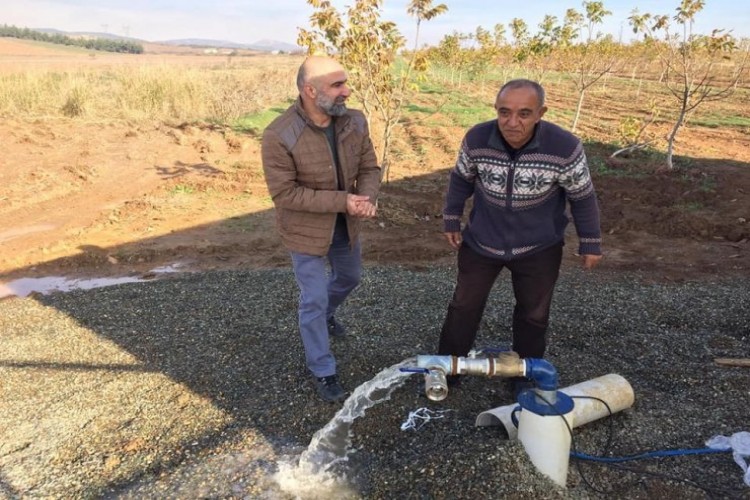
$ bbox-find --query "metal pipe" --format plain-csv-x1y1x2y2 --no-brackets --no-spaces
414,352,531,401
415,351,527,378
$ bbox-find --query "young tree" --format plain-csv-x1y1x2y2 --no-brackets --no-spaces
467,25,504,90
429,32,467,85
510,14,572,83
297,0,447,180
629,0,748,169
563,1,615,133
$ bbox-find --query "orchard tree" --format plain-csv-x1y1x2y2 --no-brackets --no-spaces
408,0,448,55
509,18,531,62
630,0,748,169
611,99,661,158
565,1,615,133
467,26,504,88
493,23,507,47
429,23,509,87
526,15,560,82
430,32,468,85
297,0,447,180
510,14,576,83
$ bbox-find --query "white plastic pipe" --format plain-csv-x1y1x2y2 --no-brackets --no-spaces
475,373,635,440
517,405,574,487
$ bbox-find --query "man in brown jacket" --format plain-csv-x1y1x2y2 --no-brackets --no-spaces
261,56,381,403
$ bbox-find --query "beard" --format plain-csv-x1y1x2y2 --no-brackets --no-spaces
316,92,347,117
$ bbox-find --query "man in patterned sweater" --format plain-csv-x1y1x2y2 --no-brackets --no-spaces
437,79,602,393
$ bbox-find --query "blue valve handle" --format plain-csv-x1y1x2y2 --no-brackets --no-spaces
399,367,429,374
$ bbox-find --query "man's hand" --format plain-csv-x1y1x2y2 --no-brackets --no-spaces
581,254,603,269
355,200,377,218
444,231,462,250
346,194,377,218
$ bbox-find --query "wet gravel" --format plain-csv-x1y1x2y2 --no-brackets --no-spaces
1,265,749,499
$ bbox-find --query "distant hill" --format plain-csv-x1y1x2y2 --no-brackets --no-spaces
31,28,300,53
248,39,301,53
3,26,143,54
35,28,144,43
158,38,301,53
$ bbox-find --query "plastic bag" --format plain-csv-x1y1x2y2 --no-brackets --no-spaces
706,431,750,487
400,407,453,431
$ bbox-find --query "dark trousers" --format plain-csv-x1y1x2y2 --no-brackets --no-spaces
438,242,563,359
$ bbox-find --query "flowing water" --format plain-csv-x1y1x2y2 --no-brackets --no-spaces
275,357,417,498
0,261,191,298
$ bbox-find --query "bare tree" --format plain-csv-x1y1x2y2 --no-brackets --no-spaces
565,1,616,133
630,0,748,169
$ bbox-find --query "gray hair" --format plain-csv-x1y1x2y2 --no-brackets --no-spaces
296,64,308,92
498,79,545,107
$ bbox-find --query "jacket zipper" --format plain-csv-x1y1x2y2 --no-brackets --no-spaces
322,124,343,245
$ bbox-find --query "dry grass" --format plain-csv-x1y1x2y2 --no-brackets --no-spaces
0,50,302,122
1,38,747,167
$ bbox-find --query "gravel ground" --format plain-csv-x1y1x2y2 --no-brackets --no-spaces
1,265,749,499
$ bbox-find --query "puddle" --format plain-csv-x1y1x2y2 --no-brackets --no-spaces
149,263,187,274
0,262,192,299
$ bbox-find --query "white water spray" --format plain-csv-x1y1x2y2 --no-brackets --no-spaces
275,357,416,498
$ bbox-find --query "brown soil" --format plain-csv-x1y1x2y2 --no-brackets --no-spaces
0,116,748,289
1,37,749,500
0,38,748,287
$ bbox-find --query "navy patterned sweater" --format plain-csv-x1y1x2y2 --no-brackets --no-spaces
443,119,602,259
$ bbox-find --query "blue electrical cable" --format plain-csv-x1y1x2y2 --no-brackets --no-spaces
571,447,730,463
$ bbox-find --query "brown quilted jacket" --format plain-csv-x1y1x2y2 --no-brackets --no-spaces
261,99,381,256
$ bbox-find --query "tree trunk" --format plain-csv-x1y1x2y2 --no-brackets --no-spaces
571,88,586,133
666,101,688,170
381,123,393,183
379,96,404,183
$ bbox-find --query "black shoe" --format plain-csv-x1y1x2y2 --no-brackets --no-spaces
509,377,534,399
327,316,346,338
315,374,348,403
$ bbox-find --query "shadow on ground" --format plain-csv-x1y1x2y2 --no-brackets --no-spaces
1,146,749,497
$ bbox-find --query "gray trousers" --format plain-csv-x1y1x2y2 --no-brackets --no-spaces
290,219,361,377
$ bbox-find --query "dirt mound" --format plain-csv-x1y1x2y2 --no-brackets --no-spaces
0,117,748,284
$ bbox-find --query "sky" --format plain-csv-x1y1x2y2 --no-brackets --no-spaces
3,0,749,47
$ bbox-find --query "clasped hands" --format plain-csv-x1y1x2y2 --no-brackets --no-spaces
346,194,377,218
